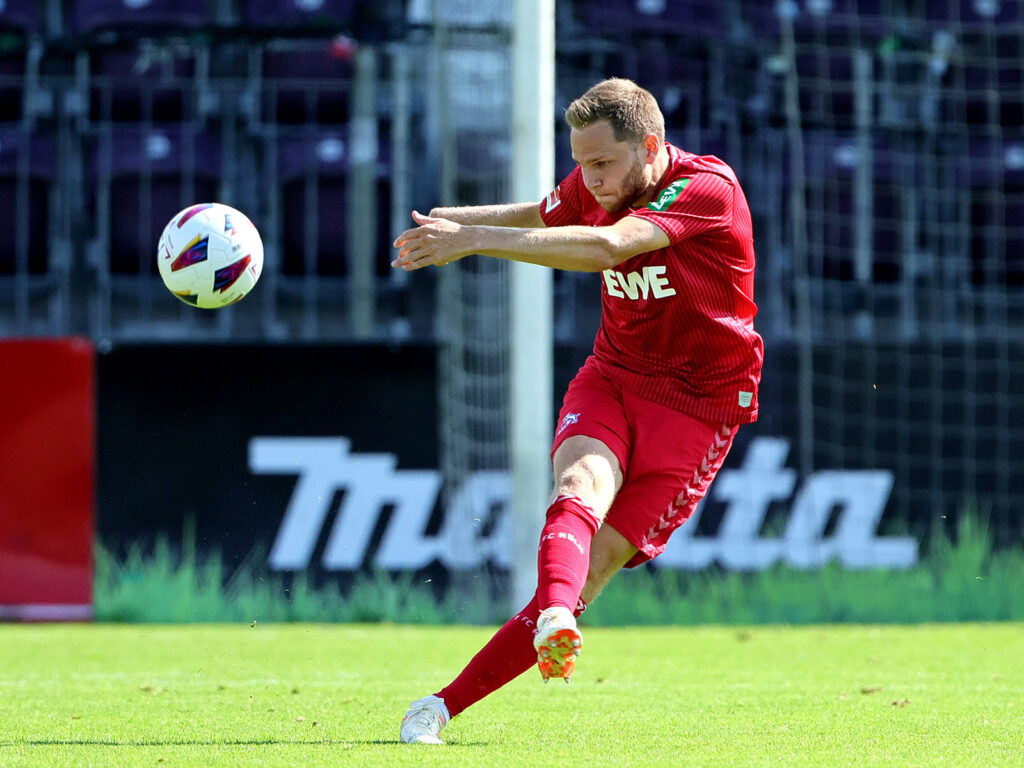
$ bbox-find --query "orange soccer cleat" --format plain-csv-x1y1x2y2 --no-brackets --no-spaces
534,607,583,683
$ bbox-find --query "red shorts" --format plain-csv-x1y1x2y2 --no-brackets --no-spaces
552,359,739,567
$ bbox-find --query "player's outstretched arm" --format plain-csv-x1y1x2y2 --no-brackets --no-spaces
392,210,669,273
426,202,546,228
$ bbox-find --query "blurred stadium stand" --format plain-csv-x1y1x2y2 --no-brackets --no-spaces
0,0,1021,541
84,125,225,336
0,127,68,331
242,0,358,33
69,0,222,35
1,0,1012,343
0,1,43,37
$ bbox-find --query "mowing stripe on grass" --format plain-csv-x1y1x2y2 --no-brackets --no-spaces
0,623,1021,767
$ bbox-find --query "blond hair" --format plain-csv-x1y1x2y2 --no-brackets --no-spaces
565,78,665,146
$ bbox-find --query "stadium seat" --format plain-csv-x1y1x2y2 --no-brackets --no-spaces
272,130,351,277
792,0,889,41
734,0,890,47
254,39,354,126
0,0,40,35
941,55,1024,130
798,130,909,284
70,0,216,37
242,0,357,32
996,59,1024,129
1004,179,1024,288
84,42,205,124
85,126,222,275
267,128,392,280
966,138,1024,287
578,0,728,40
925,0,1021,26
964,138,1024,186
793,47,859,129
242,0,404,40
649,51,711,137
0,127,55,277
0,0,46,125
0,44,28,124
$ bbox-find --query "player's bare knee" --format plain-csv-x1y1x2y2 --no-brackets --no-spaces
557,458,600,496
556,456,614,514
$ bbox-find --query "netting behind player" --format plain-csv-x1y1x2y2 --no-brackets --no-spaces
767,1,1023,540
417,3,515,575
552,0,1023,548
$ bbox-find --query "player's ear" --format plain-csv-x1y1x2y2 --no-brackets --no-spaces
642,133,659,164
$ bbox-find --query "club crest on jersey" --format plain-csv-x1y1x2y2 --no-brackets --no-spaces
544,186,563,213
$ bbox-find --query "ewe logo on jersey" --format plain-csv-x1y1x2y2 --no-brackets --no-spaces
251,435,917,573
603,265,676,300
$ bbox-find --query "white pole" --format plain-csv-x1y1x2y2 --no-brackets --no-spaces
510,0,555,612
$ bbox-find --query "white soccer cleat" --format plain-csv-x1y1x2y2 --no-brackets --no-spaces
534,606,583,683
400,694,450,745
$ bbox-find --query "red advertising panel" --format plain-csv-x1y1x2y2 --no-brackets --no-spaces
0,338,94,620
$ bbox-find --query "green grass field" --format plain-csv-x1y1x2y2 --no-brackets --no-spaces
1,623,1021,767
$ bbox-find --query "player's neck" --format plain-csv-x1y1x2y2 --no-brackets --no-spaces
632,148,672,209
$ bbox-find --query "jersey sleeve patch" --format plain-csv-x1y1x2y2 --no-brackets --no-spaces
543,186,563,214
541,166,591,227
647,177,691,212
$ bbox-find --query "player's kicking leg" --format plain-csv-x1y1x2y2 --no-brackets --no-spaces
529,436,621,682
397,528,635,743
397,430,629,740
535,525,638,683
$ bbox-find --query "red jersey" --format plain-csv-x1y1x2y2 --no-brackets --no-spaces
539,143,763,424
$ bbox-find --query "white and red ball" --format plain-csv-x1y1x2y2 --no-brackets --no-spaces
157,202,264,309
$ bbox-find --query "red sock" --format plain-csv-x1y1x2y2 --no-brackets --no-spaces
536,494,600,612
437,595,589,718
437,594,540,718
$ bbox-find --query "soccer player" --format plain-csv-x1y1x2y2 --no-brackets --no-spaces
392,78,763,744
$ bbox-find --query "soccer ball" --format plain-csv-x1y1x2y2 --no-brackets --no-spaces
157,202,264,308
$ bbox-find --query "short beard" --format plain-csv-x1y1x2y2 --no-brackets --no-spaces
604,155,648,212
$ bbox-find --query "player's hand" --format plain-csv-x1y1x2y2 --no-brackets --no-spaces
392,210,468,271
